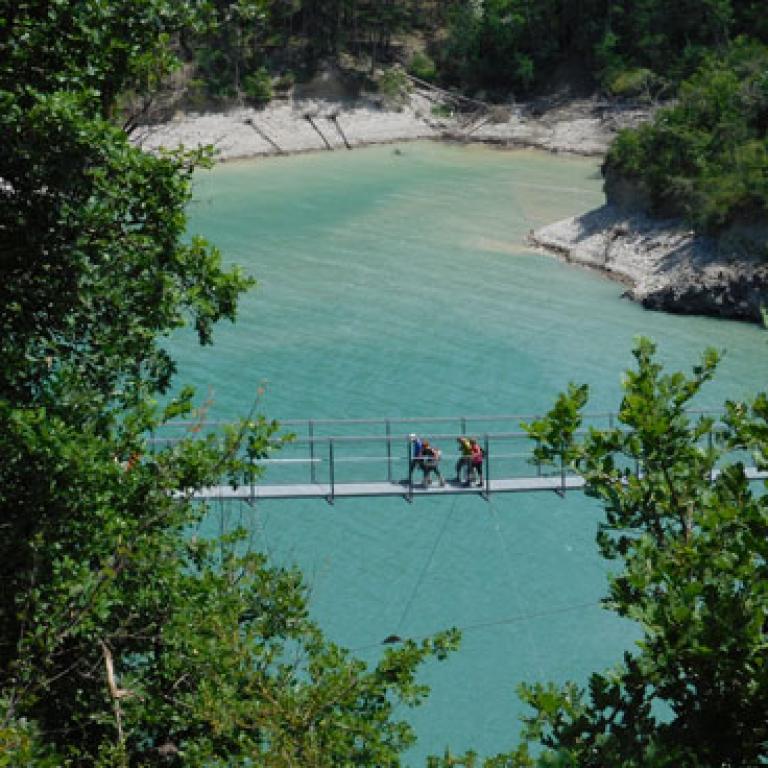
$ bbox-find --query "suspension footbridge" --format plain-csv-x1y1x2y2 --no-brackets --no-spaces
153,412,768,504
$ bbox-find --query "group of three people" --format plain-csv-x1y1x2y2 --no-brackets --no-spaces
409,434,484,487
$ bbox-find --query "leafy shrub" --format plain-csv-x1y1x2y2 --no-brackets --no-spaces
196,47,235,100
242,67,273,104
409,52,437,82
607,67,659,100
430,103,454,118
606,39,768,231
514,53,535,89
440,0,558,94
0,713,58,768
185,77,210,110
377,67,411,108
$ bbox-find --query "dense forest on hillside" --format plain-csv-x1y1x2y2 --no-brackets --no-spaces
182,0,766,102
175,0,768,232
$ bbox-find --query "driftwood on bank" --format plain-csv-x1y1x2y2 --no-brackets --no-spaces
328,113,352,149
243,117,284,154
403,72,492,111
303,113,333,150
402,72,511,140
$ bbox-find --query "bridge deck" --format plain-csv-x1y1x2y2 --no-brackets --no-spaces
188,468,768,503
194,475,584,501
157,412,768,504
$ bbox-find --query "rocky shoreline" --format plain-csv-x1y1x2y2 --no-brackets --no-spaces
530,206,768,323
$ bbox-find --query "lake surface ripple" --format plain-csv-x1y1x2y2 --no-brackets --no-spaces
177,142,768,761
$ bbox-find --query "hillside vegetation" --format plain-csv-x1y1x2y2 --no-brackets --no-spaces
606,40,768,232
182,1,766,102
174,1,768,232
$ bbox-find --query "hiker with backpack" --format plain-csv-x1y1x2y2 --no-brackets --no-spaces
421,439,445,487
469,438,484,486
455,436,473,484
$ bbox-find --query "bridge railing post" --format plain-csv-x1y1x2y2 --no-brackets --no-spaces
407,437,414,502
484,435,490,498
328,438,335,504
386,420,392,482
309,420,316,484
250,455,256,500
560,446,566,494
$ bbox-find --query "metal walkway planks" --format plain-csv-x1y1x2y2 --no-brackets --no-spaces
191,475,586,502
187,469,768,504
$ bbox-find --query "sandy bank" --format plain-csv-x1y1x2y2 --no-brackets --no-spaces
530,206,768,323
135,92,651,161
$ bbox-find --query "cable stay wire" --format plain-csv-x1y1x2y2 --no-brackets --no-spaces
394,495,460,637
486,495,546,678
375,494,602,660
246,499,273,562
353,599,602,654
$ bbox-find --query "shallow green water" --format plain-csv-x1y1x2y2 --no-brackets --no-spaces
176,142,768,762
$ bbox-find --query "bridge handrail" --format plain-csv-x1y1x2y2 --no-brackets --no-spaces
152,408,726,432
149,408,724,444
148,411,735,494
149,423,729,447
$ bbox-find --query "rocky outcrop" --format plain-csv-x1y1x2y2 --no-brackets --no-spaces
532,158,768,322
530,205,768,322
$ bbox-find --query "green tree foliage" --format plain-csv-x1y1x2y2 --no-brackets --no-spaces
0,1,251,408
480,338,768,766
438,0,768,97
358,0,412,72
439,0,561,94
187,0,413,99
594,0,734,87
409,51,438,81
103,0,768,104
188,0,281,102
294,0,410,70
0,2,459,764
606,40,768,230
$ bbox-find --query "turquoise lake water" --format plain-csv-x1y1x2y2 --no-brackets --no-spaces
175,142,768,762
